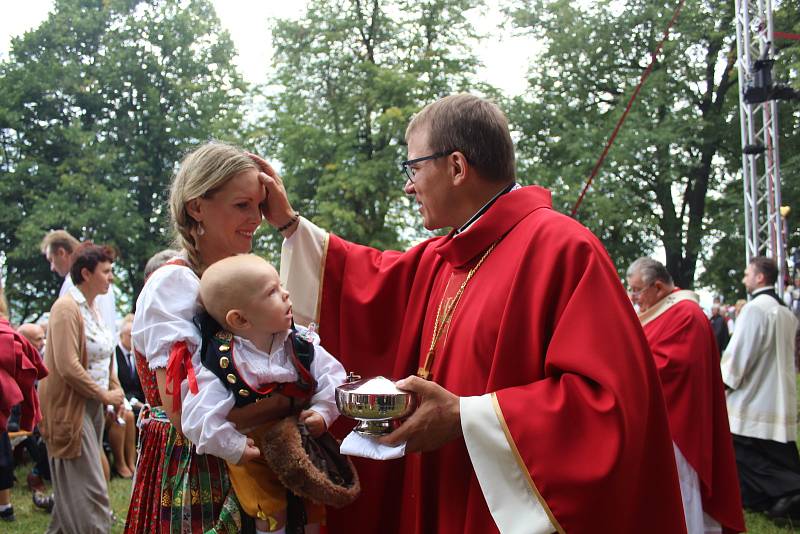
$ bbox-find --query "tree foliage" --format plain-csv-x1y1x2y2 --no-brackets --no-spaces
0,0,247,322
257,0,487,252
508,0,742,288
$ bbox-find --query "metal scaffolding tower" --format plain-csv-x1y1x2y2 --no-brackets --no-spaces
734,0,786,294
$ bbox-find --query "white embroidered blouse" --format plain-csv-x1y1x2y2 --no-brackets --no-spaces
69,285,115,390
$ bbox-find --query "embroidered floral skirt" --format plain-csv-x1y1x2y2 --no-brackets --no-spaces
125,409,170,534
124,408,242,534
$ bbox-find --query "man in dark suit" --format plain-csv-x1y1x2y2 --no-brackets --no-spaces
115,314,144,409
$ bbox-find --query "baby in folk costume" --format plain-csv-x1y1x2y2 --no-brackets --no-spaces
181,254,354,534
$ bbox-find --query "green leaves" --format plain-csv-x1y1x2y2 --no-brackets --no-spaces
257,0,483,250
508,0,742,288
0,0,247,322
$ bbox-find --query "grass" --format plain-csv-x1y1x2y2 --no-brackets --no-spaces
5,374,800,532
6,459,800,533
744,511,799,533
4,463,132,534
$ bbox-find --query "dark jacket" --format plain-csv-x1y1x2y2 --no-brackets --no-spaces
115,344,144,404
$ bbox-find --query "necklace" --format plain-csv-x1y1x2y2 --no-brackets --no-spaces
417,241,498,380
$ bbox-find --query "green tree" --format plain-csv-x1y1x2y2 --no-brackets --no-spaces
508,0,742,287
257,0,486,253
0,0,247,322
699,0,799,297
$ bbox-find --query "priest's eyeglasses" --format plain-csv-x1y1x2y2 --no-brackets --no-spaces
628,283,653,298
400,150,455,183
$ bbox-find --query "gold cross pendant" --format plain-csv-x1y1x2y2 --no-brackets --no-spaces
417,367,431,380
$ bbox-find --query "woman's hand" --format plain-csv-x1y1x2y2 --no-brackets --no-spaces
101,388,125,408
228,394,293,432
236,438,261,465
246,152,298,236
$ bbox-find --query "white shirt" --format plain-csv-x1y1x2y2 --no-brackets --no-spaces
69,285,115,390
61,274,119,340
132,262,202,371
181,326,346,464
721,288,799,442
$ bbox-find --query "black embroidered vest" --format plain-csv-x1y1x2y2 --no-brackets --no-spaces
193,311,317,407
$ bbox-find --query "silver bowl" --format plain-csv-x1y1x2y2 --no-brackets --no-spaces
335,376,417,436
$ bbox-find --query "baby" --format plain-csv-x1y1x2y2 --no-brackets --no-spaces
181,254,347,534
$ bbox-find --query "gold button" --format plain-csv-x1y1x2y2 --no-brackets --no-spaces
219,344,230,352
226,373,237,384
219,356,229,369
239,389,250,397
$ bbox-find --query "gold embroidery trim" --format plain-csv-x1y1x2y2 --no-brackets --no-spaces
490,393,566,534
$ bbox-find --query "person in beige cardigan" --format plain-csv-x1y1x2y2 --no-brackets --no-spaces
39,243,124,534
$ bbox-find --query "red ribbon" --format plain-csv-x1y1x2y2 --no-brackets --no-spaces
165,341,198,412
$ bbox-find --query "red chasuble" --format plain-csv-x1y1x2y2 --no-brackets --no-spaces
0,317,48,432
641,296,745,533
318,186,685,533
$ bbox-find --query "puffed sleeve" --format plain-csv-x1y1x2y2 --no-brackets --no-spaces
132,264,203,370
181,350,248,464
302,327,346,430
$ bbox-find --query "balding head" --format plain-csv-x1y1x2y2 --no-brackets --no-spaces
18,323,45,352
200,254,290,337
626,257,675,313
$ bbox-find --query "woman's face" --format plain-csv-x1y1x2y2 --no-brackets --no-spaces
81,261,114,296
192,168,265,263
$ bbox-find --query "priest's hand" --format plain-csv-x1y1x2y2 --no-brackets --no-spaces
378,375,462,452
247,152,298,237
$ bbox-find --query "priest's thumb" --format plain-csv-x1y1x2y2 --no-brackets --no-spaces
395,375,431,394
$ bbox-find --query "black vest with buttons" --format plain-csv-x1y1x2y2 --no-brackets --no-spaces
193,311,316,407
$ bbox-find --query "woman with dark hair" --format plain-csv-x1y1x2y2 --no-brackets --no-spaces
39,243,125,534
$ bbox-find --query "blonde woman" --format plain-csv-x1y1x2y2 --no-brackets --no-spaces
125,142,294,534
39,243,125,534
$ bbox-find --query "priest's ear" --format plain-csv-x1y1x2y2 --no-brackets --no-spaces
449,151,470,186
225,309,251,331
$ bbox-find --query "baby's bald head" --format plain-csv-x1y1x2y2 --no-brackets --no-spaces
200,254,280,330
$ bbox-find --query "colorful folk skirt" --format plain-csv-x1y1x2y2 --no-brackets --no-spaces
124,407,242,534
124,407,170,534
159,422,242,533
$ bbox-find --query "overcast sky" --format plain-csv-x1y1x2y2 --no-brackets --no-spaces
0,0,534,96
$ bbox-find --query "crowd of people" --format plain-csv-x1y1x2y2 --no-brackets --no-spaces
0,93,799,534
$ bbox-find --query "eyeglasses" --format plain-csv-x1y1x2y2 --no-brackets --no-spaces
628,283,653,298
400,150,455,183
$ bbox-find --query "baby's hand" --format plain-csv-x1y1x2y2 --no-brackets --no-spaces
237,438,260,465
299,409,327,438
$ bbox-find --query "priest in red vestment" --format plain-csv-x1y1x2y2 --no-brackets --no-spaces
1,316,48,433
627,257,744,533
256,94,686,533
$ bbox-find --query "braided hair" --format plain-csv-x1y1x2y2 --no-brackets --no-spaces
168,142,258,275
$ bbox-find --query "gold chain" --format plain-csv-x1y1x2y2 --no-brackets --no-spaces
417,241,498,380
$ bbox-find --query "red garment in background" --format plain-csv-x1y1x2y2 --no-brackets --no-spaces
643,297,745,533
0,317,48,432
317,186,686,533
